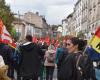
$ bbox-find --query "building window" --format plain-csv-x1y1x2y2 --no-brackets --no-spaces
98,0,100,4
95,23,98,27
94,8,95,11
79,23,80,26
98,5,100,18
90,11,91,14
89,26,90,29
92,24,94,29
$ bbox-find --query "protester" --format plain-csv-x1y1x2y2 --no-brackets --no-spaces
56,42,68,80
0,43,14,80
38,41,48,80
44,44,55,80
58,37,97,80
0,55,11,80
18,35,41,80
55,42,63,64
56,36,72,80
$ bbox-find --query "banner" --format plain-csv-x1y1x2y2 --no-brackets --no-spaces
90,26,100,53
0,18,16,48
1,26,12,43
86,46,100,61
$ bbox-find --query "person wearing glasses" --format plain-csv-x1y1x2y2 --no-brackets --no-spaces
58,37,96,80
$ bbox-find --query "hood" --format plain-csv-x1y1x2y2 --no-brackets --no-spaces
20,42,35,51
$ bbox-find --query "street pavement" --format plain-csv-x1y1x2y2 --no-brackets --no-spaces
14,68,100,80
53,68,57,80
95,69,100,80
14,68,58,80
53,68,100,80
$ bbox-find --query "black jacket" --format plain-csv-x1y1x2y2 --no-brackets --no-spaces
0,43,13,66
19,42,41,77
58,52,97,80
58,54,77,80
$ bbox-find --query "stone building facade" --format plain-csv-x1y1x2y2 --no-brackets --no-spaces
13,12,49,40
88,0,100,34
62,0,100,39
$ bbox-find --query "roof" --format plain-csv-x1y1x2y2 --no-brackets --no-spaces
75,0,81,7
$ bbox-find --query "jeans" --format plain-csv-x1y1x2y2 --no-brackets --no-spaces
45,66,55,80
40,61,45,80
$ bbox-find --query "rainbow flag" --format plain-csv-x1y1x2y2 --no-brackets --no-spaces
90,26,100,53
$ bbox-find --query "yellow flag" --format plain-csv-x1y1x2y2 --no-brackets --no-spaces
90,27,100,53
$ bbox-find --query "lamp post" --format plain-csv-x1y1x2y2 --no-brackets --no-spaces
18,11,20,41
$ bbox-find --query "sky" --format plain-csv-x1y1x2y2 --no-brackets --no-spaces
5,0,77,25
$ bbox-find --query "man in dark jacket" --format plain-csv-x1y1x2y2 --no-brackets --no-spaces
18,35,41,80
37,42,48,80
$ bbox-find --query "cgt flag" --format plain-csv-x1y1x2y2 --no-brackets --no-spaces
90,26,100,53
0,17,3,42
0,17,3,35
1,26,16,48
0,18,16,48
32,36,37,43
45,35,50,46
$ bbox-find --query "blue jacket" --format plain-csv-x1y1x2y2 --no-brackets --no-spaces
55,48,63,64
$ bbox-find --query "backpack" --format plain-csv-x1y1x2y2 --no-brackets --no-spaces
76,53,97,80
47,50,55,63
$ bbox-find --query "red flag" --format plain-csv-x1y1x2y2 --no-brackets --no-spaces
0,38,2,42
3,39,10,44
39,38,42,42
52,38,54,44
0,18,16,48
2,26,16,48
2,26,12,43
33,36,37,43
9,41,16,48
95,27,100,37
45,35,50,46
0,17,3,35
39,38,44,43
90,26,100,53
55,39,59,49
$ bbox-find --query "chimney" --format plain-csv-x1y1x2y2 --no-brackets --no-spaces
36,12,39,16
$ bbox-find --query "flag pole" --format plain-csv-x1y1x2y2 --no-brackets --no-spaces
82,45,88,56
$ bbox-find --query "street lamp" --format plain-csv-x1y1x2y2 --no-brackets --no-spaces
18,11,20,40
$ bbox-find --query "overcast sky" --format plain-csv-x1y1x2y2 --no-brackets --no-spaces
5,0,77,25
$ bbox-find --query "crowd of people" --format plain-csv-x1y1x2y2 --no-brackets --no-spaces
0,34,100,80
